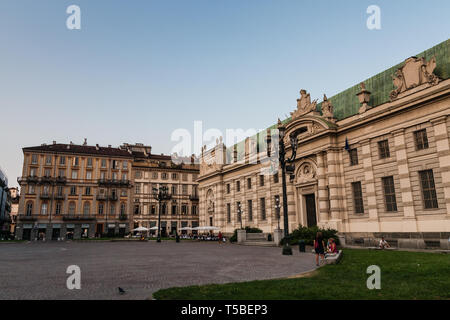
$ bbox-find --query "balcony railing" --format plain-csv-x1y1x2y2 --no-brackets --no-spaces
54,194,65,200
18,214,37,221
109,195,118,201
62,214,96,221
55,176,67,184
27,176,39,183
189,194,199,201
40,176,53,184
40,194,51,200
119,214,128,221
96,194,108,201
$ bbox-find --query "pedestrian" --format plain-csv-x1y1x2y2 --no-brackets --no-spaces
314,232,325,266
218,231,223,244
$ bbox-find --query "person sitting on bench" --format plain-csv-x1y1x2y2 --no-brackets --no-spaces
379,237,390,249
327,238,338,254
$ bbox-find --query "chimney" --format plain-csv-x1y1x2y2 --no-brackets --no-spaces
83,138,87,146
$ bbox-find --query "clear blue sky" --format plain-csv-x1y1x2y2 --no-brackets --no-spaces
1,0,449,187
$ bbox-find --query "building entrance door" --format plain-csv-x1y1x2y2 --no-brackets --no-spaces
305,194,317,227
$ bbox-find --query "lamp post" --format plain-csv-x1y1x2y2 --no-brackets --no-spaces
267,120,300,255
237,202,244,229
152,185,171,243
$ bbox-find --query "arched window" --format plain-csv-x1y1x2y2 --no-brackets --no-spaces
83,202,90,215
26,201,33,215
68,201,76,215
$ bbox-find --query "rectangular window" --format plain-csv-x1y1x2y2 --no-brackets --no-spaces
248,200,253,221
182,185,188,195
273,172,279,183
171,185,177,195
259,175,265,186
182,205,188,215
86,171,92,180
59,156,66,165
237,201,241,222
152,172,158,179
349,148,358,166
44,169,51,177
382,176,397,212
172,173,178,180
151,205,156,215
112,160,118,169
162,172,168,180
419,170,438,209
29,168,36,176
135,184,141,194
236,181,240,192
352,182,364,214
227,203,231,223
122,160,128,170
57,186,63,196
55,203,62,215
31,154,38,164
45,155,52,165
87,158,93,168
70,186,77,195
172,205,177,215
260,198,266,220
101,159,107,168
192,205,197,215
414,129,429,151
85,187,91,196
100,171,106,180
226,184,230,194
71,171,78,179
58,169,65,177
247,177,252,189
378,140,390,159
182,173,188,181
72,157,79,166
28,185,35,194
98,204,104,215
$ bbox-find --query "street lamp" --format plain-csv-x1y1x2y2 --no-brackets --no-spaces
267,120,302,255
152,185,172,242
237,202,244,229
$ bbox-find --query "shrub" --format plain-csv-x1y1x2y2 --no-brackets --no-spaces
229,226,263,243
280,225,340,246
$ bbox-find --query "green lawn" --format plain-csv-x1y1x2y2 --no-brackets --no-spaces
153,249,450,300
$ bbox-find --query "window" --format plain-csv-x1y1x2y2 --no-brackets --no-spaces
352,182,364,214
259,175,265,187
260,198,266,220
86,158,93,168
70,186,77,195
248,200,253,221
162,172,168,180
192,205,197,215
26,202,33,215
152,172,158,179
68,202,76,215
121,189,127,197
227,203,231,223
42,185,50,196
59,156,66,165
44,169,51,177
101,159,107,168
349,149,358,166
98,203,104,215
247,178,252,189
382,176,397,212
58,169,65,177
122,173,127,180
182,185,188,195
135,184,141,194
135,171,142,179
172,205,177,215
151,205,156,215
273,172,279,183
419,170,438,209
171,185,177,195
120,203,126,215
172,173,178,180
122,161,128,170
182,205,188,215
86,171,92,180
236,181,240,192
41,203,48,215
45,155,52,165
414,129,429,150
112,160,119,169
110,204,116,215
182,173,188,181
55,203,62,215
226,184,230,194
134,205,140,215
72,157,79,166
85,187,91,196
56,186,63,196
83,202,90,215
28,185,35,194
378,140,390,159
71,171,78,179
29,168,36,177
100,171,106,180
31,154,38,164
162,203,167,215
112,172,118,180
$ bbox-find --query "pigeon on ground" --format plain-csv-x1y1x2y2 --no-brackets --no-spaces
118,287,125,295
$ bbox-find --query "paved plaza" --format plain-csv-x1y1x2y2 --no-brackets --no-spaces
0,241,316,300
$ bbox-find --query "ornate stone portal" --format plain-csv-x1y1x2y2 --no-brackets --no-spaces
390,56,440,100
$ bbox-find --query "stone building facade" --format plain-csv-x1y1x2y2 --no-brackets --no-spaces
198,39,450,249
16,141,135,240
128,143,200,236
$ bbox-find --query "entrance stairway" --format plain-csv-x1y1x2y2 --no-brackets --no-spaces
241,233,278,247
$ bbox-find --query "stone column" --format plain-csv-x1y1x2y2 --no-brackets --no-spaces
316,151,329,225
392,129,417,231
431,116,450,217
360,139,380,232
326,148,342,229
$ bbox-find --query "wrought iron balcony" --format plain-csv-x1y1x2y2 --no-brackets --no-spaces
18,214,37,221
27,176,39,183
40,176,53,184
55,176,67,184
96,194,108,201
62,214,96,221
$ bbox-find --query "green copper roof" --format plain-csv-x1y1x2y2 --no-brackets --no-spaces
317,38,450,120
224,39,449,159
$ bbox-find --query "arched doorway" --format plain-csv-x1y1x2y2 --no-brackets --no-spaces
294,161,319,227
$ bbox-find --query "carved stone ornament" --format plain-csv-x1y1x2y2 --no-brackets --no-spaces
206,189,215,213
291,89,318,119
357,82,371,114
321,94,335,122
296,162,317,184
390,56,440,100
